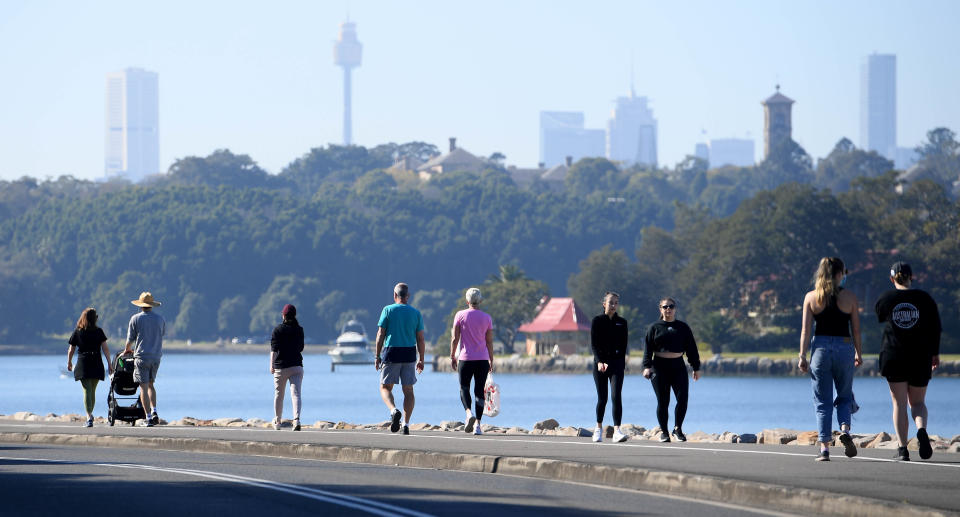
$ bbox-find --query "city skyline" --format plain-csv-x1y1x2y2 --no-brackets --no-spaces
1,1,959,181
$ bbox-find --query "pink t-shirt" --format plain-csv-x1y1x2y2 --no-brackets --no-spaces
454,308,493,361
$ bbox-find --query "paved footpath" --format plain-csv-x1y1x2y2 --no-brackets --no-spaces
1,420,957,517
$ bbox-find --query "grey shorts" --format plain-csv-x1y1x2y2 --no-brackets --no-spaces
133,358,160,384
380,361,417,385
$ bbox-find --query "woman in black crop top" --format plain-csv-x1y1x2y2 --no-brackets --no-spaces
798,257,862,461
642,297,700,443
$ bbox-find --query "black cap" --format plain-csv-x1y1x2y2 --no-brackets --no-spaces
890,261,912,278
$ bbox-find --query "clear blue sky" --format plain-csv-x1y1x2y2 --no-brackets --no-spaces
1,0,958,181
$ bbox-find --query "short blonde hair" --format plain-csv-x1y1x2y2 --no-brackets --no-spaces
465,288,483,306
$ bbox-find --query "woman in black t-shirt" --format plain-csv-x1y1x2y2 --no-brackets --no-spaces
66,308,112,427
875,261,942,461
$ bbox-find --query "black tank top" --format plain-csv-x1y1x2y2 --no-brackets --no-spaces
813,292,851,337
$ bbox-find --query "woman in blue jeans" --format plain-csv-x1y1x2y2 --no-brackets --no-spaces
798,257,862,461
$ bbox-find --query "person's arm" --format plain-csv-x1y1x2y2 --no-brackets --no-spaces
374,326,386,370
685,323,701,380
485,328,495,372
66,344,75,372
848,292,862,367
929,293,942,369
798,293,813,373
415,330,426,374
101,340,112,375
450,317,461,370
642,325,655,378
269,327,279,373
269,351,276,374
592,317,608,372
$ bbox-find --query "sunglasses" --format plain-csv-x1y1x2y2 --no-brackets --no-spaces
660,304,675,309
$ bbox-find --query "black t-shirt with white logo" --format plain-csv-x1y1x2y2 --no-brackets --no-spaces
875,288,941,355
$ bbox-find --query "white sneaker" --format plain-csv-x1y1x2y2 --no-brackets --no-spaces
592,427,602,442
612,429,628,442
474,425,483,436
272,418,281,430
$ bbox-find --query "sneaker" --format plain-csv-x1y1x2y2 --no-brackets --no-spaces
474,425,483,436
402,425,409,435
612,429,628,443
84,418,93,428
293,419,301,432
815,450,830,462
272,418,281,430
150,412,159,425
894,446,910,461
672,427,687,442
917,428,933,460
464,415,476,434
390,409,402,433
592,428,602,443
839,432,857,458
141,419,154,427
659,431,671,443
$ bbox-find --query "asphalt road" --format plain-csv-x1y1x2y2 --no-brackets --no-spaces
0,443,798,517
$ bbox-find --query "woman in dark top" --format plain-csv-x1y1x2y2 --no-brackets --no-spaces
876,261,942,461
66,308,112,427
270,304,305,431
642,297,700,443
590,292,629,443
798,257,862,461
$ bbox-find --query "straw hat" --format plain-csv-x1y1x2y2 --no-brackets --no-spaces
131,292,162,307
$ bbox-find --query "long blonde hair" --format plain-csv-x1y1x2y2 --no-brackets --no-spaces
813,257,845,306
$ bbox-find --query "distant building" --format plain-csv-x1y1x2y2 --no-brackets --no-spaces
105,67,159,181
417,138,485,180
694,143,710,162
539,111,605,168
709,138,755,168
334,21,362,146
517,297,591,356
860,53,896,160
607,91,657,168
894,146,918,170
762,85,794,159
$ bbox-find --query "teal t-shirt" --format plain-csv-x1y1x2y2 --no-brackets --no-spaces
377,303,423,363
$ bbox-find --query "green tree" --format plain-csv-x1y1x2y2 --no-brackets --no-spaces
814,138,894,192
483,266,550,354
171,291,216,339
565,157,624,196
217,295,249,336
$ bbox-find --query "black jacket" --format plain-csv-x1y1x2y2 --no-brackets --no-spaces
271,319,304,369
591,313,628,365
643,319,700,371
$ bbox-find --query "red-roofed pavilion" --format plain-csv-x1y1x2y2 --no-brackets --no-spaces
518,297,591,356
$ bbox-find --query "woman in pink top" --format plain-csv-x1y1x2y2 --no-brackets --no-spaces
450,287,495,435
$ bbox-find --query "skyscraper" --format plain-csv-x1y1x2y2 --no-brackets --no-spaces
334,21,362,146
606,90,657,168
539,111,605,167
861,53,896,159
709,138,755,168
105,67,159,181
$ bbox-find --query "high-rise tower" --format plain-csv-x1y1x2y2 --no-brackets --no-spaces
333,21,362,146
105,67,159,181
860,53,896,159
762,85,794,159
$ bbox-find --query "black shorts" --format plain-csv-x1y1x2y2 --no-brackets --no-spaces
880,349,932,387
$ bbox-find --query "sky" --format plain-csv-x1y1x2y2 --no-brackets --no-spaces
1,0,959,181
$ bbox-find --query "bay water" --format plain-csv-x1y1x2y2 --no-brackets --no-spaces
4,354,959,436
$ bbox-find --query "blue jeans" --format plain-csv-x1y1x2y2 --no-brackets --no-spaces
810,335,855,443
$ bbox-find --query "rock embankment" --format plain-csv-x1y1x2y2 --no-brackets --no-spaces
433,355,960,376
5,411,959,454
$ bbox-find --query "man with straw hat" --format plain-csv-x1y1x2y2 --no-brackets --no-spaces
123,291,165,426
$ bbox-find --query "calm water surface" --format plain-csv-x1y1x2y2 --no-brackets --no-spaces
3,354,959,436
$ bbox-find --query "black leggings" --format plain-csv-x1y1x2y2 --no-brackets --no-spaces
594,363,624,426
458,360,490,421
650,356,689,432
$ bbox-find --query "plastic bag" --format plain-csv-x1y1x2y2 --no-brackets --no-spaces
483,372,500,417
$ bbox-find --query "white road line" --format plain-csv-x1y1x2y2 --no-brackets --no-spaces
0,456,434,517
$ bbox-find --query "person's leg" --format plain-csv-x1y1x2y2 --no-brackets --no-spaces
651,361,671,433
289,367,303,421
81,379,98,418
145,382,157,411
380,383,397,412
809,343,835,447
907,385,928,431
833,344,855,434
887,381,910,447
401,384,415,424
139,383,153,416
473,361,489,423
459,361,475,416
610,369,624,428
594,366,608,428
671,360,690,430
273,369,287,422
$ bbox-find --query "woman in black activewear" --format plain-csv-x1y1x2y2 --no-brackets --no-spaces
876,261,942,461
642,297,700,443
590,292,629,443
66,307,113,427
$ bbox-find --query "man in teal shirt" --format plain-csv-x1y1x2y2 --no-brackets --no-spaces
375,282,426,435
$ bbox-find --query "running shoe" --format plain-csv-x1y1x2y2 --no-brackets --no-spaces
141,419,154,427
672,427,687,442
293,419,301,431
894,447,910,461
465,415,476,434
390,409,402,433
272,418,281,430
659,431,671,443
815,450,830,462
612,429,628,443
917,428,933,460
402,425,409,435
592,428,602,443
474,425,483,436
839,432,857,458
150,412,159,426
84,418,93,428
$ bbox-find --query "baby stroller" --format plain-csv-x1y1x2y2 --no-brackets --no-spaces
107,352,145,426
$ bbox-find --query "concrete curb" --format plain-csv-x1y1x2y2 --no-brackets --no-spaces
0,432,948,517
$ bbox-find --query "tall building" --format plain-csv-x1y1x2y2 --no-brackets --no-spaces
860,53,896,159
539,111,605,167
333,21,362,146
105,67,159,181
762,85,794,159
709,138,755,168
607,90,657,168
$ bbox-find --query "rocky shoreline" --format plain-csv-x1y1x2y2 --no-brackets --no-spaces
433,355,960,376
6,411,959,454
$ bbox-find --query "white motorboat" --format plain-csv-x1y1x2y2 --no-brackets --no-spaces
328,319,375,371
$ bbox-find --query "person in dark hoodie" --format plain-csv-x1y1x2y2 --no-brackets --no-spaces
270,304,304,431
642,297,701,443
590,292,629,443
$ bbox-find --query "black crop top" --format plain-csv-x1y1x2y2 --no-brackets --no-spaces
642,320,700,370
813,292,851,337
